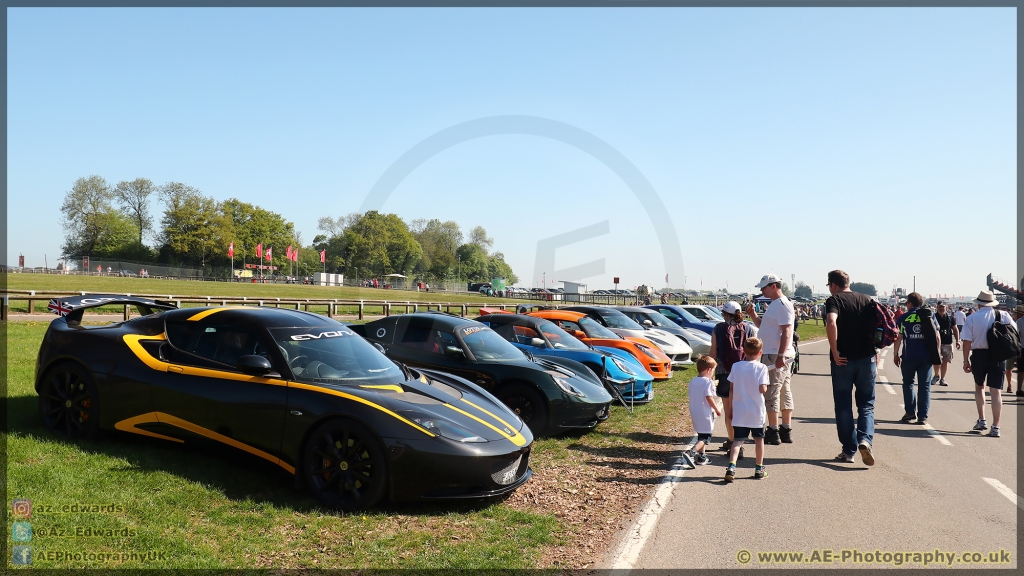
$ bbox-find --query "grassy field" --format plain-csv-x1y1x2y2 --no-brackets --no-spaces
3,274,553,316
5,320,695,569
796,320,827,342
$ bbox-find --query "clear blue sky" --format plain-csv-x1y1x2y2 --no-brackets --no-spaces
7,7,1016,298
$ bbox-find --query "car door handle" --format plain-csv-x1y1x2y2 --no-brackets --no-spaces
167,365,183,374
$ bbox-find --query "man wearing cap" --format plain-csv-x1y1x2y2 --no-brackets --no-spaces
745,273,796,445
960,290,1015,437
954,306,967,336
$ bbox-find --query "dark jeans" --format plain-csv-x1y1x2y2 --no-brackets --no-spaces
831,356,876,456
900,357,932,420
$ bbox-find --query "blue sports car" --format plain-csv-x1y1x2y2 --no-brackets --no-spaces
643,304,719,336
477,314,654,403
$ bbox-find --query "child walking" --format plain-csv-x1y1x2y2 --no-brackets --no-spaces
686,355,722,465
725,337,770,481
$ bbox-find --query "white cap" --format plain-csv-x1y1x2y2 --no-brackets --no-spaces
722,301,741,314
755,273,783,289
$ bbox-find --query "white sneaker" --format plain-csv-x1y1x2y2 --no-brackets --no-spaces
930,375,940,386
939,378,948,386
988,427,1000,438
972,419,988,432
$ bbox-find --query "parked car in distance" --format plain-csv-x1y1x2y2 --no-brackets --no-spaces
527,309,673,380
350,313,612,437
643,304,718,336
476,313,654,403
563,306,692,367
614,306,711,357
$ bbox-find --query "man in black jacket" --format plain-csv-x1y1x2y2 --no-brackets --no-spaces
934,302,960,386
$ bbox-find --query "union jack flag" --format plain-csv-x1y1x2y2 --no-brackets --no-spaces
48,299,73,316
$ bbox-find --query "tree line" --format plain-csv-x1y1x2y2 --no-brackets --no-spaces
58,175,518,284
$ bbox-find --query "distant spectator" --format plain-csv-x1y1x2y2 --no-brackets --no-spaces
933,302,960,386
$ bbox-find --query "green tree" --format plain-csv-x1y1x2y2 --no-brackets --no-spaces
794,281,813,299
485,251,518,285
850,282,877,296
158,183,232,269
455,242,488,282
413,219,462,281
220,198,297,272
339,211,422,278
114,178,156,245
60,175,116,257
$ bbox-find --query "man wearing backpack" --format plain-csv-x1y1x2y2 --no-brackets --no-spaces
892,293,941,425
933,302,960,387
961,290,1018,437
825,270,878,466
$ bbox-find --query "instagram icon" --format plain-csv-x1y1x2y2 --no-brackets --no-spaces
12,499,32,519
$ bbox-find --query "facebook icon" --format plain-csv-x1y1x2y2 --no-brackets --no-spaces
12,546,32,565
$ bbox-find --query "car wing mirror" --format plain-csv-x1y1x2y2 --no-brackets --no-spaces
529,337,546,348
236,355,279,377
573,330,586,339
371,342,386,354
444,346,465,357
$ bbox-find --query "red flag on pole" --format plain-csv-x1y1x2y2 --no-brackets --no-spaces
228,242,234,258
266,247,272,262
293,248,298,262
255,243,262,258
320,249,326,263
286,246,292,260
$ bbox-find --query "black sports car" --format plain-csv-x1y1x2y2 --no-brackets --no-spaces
36,295,533,510
349,313,613,437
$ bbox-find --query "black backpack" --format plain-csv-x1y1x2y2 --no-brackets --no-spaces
986,310,1021,362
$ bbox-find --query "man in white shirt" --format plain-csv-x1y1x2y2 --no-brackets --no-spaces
1011,305,1024,397
954,307,967,334
961,290,1015,437
746,273,796,445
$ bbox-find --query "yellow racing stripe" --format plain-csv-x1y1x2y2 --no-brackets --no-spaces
186,307,251,321
443,403,527,447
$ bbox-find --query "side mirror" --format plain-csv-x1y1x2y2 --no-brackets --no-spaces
444,346,465,357
642,319,654,326
236,355,277,376
371,342,386,354
573,330,586,339
529,337,546,348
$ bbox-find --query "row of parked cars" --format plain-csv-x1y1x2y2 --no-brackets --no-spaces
33,294,741,513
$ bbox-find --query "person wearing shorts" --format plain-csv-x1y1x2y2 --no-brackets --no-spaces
961,290,1014,437
934,302,960,387
1015,306,1024,397
746,274,796,445
725,338,770,481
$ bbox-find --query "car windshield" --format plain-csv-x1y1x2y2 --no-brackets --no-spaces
641,311,678,329
703,306,725,321
459,326,525,361
537,321,590,350
598,310,645,330
271,326,405,385
672,307,701,323
579,316,621,339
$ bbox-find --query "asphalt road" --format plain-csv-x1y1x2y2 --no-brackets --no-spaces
629,338,1019,570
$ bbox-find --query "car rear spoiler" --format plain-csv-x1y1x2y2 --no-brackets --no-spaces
49,294,178,325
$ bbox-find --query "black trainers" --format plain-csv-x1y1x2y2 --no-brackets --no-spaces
764,427,781,446
753,467,768,480
724,467,736,483
914,419,927,425
779,426,793,443
694,453,710,465
899,414,915,423
737,447,745,460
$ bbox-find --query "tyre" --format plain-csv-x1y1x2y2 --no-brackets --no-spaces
38,362,100,439
498,383,549,437
302,418,388,511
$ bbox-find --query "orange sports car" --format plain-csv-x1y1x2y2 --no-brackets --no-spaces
527,310,673,380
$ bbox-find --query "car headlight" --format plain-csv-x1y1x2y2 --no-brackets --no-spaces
547,371,586,397
610,356,638,376
648,336,672,347
413,417,487,443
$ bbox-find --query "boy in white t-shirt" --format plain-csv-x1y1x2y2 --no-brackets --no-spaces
686,355,722,465
725,337,770,481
